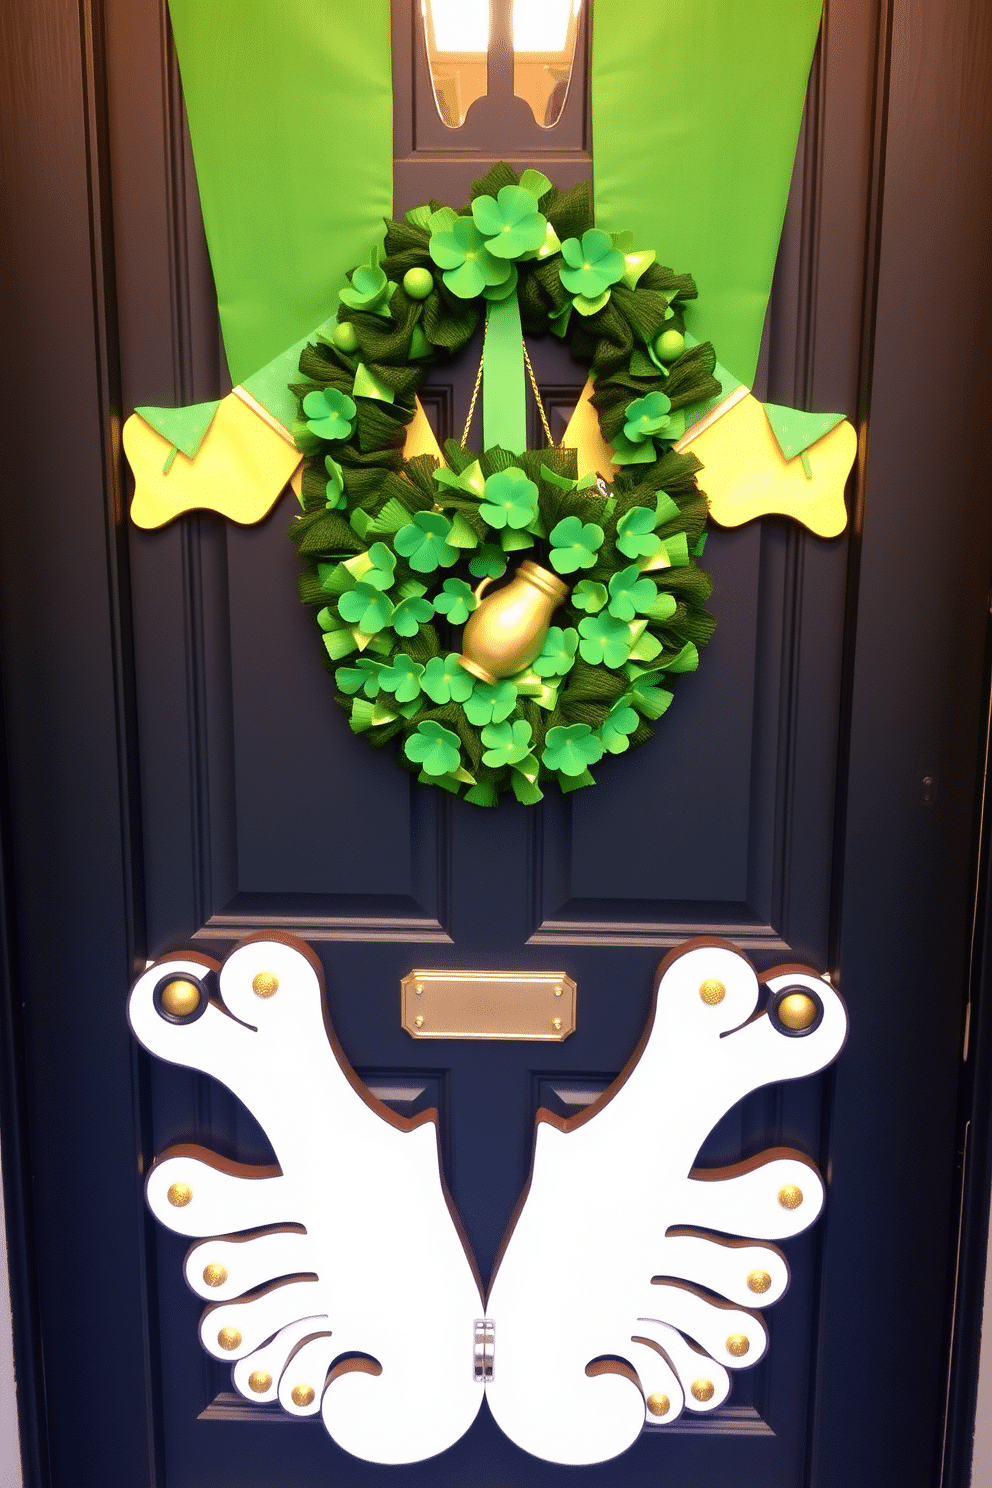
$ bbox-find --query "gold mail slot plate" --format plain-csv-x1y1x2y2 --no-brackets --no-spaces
401,969,577,1041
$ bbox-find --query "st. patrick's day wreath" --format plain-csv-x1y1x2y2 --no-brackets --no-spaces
288,164,723,807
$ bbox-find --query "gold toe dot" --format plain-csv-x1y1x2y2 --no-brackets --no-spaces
747,1269,772,1294
699,979,726,1005
691,1379,715,1402
248,1370,272,1394
217,1326,242,1351
252,972,279,998
160,978,201,1017
202,1263,228,1288
291,1384,315,1408
778,1183,804,1210
646,1392,670,1417
167,1181,192,1208
776,991,818,1030
726,1333,750,1357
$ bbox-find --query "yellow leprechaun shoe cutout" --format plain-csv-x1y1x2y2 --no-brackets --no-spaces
562,378,856,541
124,390,303,530
679,394,855,539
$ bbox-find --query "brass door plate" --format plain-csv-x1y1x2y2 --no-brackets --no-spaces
401,970,577,1041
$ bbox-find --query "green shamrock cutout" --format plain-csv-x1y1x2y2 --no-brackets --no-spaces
363,542,397,591
571,580,608,614
616,506,662,561
404,721,462,776
394,511,460,573
559,229,625,300
471,185,548,260
339,259,393,316
428,217,513,299
607,565,657,621
542,723,605,777
549,515,605,574
335,658,384,698
391,584,434,637
302,388,357,442
578,612,634,668
469,544,508,580
433,578,478,626
598,704,639,754
463,680,517,726
479,467,540,530
379,654,425,704
533,626,579,678
481,719,534,768
338,581,393,634
623,391,673,444
421,654,475,705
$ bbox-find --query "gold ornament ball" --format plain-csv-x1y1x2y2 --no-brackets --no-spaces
252,971,279,998
778,1183,804,1210
747,1269,772,1295
646,1392,671,1417
776,991,819,1030
217,1327,242,1351
690,1379,715,1402
726,1333,750,1358
699,978,726,1005
248,1371,272,1394
202,1263,228,1288
167,1181,192,1208
160,978,201,1018
291,1384,316,1408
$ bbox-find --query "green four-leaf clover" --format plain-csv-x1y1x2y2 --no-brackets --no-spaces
429,217,513,299
463,680,517,726
559,229,625,300
598,704,639,754
303,388,356,442
338,581,393,634
623,391,673,444
481,719,533,768
542,723,604,777
379,654,424,703
533,626,578,678
479,467,540,530
577,612,634,668
391,584,435,636
335,658,384,698
394,511,460,573
421,654,475,705
549,514,604,574
607,565,656,621
432,578,478,626
472,185,548,260
404,721,461,776
616,506,662,561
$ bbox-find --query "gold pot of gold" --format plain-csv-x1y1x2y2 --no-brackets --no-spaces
457,561,570,685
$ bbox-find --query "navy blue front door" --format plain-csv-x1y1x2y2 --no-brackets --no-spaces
3,1,991,1486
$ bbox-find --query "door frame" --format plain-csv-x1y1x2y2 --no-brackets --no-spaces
2,1,992,1484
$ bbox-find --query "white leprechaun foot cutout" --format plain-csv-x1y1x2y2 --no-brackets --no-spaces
129,934,846,1466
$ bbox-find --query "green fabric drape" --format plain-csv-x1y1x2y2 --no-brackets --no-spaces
592,1,822,386
167,0,393,386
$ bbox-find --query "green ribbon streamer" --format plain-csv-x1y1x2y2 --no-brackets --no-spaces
483,290,527,455
166,0,392,385
592,0,823,385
